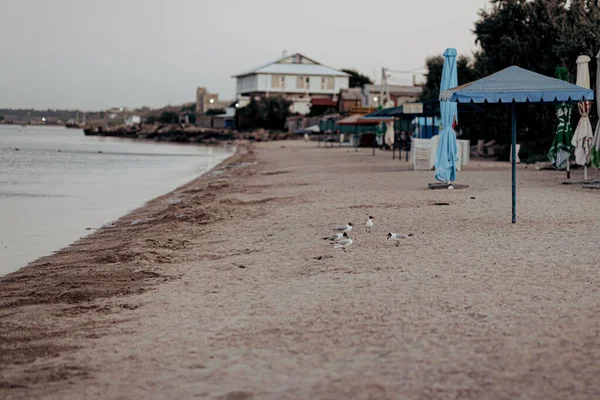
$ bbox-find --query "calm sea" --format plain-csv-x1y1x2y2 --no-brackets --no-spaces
0,125,233,275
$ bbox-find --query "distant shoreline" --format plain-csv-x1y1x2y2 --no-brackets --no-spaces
83,123,295,144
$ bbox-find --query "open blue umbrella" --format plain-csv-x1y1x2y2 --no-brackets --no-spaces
434,48,458,182
440,66,593,223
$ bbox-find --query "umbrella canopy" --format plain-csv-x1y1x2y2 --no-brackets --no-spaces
547,67,574,169
441,66,594,103
571,55,594,166
441,65,593,223
434,48,459,182
592,50,600,168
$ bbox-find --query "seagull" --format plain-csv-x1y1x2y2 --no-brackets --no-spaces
365,216,374,233
387,232,414,247
322,232,349,241
332,236,353,252
332,222,353,233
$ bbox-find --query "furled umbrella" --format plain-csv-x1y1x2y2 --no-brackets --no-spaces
547,67,573,172
571,55,594,180
592,49,600,168
434,48,458,183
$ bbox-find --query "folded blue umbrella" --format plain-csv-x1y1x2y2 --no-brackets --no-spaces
434,48,458,182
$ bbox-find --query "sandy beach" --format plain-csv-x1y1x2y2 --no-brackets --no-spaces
2,140,600,400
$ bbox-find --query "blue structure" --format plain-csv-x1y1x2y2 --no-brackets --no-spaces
441,65,594,223
434,48,459,183
413,116,440,139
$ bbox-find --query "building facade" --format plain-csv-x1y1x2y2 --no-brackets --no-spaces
362,84,423,108
196,87,230,114
233,53,350,115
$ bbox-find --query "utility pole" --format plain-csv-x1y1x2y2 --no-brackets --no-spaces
379,67,385,108
384,69,389,104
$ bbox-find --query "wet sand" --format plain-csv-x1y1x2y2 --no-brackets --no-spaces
2,140,600,400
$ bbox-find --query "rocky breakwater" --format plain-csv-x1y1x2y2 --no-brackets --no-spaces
83,124,294,144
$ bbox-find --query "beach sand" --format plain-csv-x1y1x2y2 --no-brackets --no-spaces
2,140,600,399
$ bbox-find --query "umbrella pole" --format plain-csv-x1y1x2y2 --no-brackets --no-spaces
372,128,375,156
511,103,517,224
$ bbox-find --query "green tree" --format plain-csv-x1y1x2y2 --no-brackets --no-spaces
237,97,292,130
420,55,476,102
206,108,226,115
180,103,196,113
462,0,600,157
341,69,373,88
158,111,178,124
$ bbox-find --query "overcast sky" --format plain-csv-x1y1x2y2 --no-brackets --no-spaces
0,0,490,110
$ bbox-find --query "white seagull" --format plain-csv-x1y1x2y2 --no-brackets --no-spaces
332,236,354,252
365,215,374,233
332,222,353,233
387,232,414,246
322,232,349,241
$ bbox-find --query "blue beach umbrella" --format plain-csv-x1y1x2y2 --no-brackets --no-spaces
440,66,593,223
434,48,459,182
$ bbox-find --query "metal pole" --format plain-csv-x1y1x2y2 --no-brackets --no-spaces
354,125,358,152
372,128,375,156
380,68,384,106
511,103,517,224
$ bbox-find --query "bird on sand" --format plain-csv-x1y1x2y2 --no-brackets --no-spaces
387,232,414,246
365,215,374,233
332,236,354,252
332,222,353,233
322,232,349,241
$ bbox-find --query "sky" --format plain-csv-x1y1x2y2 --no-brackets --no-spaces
0,0,490,111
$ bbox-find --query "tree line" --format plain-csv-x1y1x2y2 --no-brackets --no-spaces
421,0,600,161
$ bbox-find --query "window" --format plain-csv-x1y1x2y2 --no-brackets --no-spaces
321,77,334,90
326,77,334,90
297,76,309,89
271,75,285,89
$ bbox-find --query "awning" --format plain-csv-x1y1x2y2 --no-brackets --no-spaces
336,114,381,126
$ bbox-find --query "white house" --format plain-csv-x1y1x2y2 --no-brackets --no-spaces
124,115,141,125
233,53,350,115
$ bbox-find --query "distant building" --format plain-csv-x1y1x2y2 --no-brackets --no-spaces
196,107,236,129
196,87,230,114
363,84,422,108
124,115,141,125
233,52,350,115
337,87,363,113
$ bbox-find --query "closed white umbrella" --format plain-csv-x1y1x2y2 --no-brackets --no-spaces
384,121,394,147
592,50,600,168
571,55,594,180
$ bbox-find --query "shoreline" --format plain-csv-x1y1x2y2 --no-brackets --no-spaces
83,124,295,144
0,126,237,276
2,141,600,399
0,143,255,395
